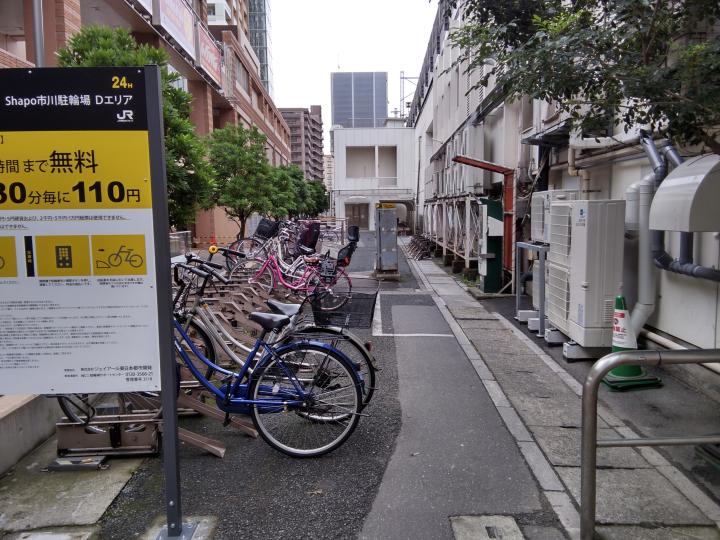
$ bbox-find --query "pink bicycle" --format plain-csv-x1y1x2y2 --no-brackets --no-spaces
237,251,352,310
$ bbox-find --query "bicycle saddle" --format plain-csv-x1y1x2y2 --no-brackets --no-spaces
297,244,315,255
266,299,302,317
249,312,291,331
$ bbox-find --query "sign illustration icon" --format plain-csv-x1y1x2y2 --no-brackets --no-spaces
55,246,73,268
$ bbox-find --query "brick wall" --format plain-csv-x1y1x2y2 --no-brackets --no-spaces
54,0,81,51
0,49,33,69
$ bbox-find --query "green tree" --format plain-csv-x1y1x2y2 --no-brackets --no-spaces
305,181,329,217
451,0,720,152
278,165,309,217
57,25,214,227
267,164,298,219
207,123,274,238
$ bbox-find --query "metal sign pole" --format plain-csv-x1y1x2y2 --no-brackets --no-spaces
32,0,44,67
144,66,191,539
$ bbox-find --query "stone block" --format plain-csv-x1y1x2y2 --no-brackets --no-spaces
557,467,712,525
530,426,650,468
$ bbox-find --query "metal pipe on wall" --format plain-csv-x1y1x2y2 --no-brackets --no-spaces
641,329,720,376
629,175,656,336
639,134,720,282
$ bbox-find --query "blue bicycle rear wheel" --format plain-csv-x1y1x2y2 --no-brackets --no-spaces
248,343,362,458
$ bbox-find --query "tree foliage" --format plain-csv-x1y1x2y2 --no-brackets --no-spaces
207,124,274,238
451,0,720,152
208,124,329,237
305,180,329,217
57,25,215,227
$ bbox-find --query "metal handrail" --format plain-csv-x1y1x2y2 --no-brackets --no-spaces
581,348,720,539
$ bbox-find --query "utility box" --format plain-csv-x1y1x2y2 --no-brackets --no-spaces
478,198,503,293
375,204,398,275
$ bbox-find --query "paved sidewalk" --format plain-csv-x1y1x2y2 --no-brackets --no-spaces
402,245,720,540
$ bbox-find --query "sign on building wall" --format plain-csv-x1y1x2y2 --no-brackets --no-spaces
197,23,222,86
0,67,168,394
153,0,197,60
135,0,153,14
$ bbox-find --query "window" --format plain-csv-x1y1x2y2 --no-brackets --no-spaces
377,146,397,178
345,147,375,178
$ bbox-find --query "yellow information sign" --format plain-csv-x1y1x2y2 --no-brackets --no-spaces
0,236,18,278
0,131,151,210
35,235,91,277
92,234,147,275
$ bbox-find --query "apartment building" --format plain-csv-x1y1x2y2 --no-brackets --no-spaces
280,105,324,181
0,0,291,246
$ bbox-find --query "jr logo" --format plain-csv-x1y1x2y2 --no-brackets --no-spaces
116,110,134,123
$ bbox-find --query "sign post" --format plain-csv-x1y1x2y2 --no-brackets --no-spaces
0,66,188,538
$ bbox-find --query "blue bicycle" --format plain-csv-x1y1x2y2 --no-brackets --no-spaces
174,262,364,458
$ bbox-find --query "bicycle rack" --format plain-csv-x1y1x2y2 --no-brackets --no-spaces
56,376,258,459
581,348,720,539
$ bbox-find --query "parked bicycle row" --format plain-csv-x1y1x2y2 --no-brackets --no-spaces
57,218,378,458
406,233,434,260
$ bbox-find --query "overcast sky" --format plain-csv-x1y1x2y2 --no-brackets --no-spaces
271,0,439,151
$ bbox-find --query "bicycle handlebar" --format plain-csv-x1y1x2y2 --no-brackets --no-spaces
184,253,224,270
215,246,246,259
193,262,230,285
176,263,210,281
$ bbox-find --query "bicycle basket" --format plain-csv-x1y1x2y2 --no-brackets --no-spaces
311,291,378,328
318,258,337,280
254,218,280,239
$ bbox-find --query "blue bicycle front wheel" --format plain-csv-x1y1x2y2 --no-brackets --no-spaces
248,343,362,458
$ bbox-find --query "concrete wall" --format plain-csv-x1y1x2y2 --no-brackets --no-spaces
0,396,61,475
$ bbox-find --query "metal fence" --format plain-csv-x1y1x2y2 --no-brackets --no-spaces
169,231,192,257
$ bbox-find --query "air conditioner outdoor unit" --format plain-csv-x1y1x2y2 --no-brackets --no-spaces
545,199,625,347
530,190,578,243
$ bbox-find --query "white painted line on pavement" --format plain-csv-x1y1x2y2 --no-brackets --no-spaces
375,333,454,338
372,292,382,336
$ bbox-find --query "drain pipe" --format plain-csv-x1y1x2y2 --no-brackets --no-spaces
641,135,720,282
568,148,592,196
629,174,656,336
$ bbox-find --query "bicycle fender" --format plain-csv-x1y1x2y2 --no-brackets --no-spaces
298,326,379,369
258,340,362,383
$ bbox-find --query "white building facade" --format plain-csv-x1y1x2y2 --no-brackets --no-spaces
332,122,417,231
410,0,720,358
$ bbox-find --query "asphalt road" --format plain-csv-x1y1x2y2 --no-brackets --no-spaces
99,233,406,539
99,234,555,539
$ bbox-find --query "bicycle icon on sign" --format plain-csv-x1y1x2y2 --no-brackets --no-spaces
96,245,144,269
0,256,4,270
